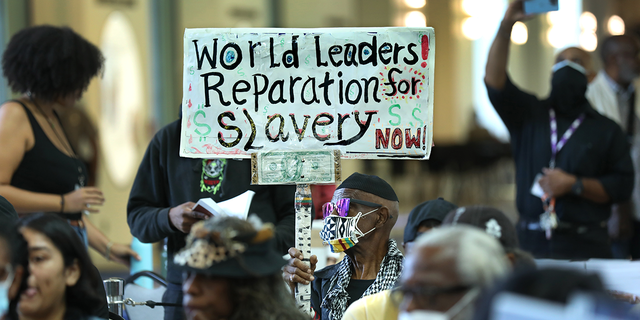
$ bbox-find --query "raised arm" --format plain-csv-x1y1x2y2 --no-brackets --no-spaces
485,0,530,89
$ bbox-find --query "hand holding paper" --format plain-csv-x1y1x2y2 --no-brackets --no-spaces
192,190,256,220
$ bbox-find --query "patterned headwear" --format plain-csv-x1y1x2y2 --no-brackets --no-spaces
442,206,519,252
174,215,286,277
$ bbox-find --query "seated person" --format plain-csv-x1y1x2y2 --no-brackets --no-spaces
174,215,308,320
473,268,638,320
0,218,25,320
16,214,107,320
395,226,510,320
283,173,402,320
342,197,457,320
402,197,457,252
442,206,536,270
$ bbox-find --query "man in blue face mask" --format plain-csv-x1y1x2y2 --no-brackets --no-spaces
484,0,634,260
283,172,402,320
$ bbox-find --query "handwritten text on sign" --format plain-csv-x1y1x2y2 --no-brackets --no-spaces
180,27,435,159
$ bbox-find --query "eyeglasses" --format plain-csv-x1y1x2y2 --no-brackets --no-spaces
321,198,382,219
390,284,471,307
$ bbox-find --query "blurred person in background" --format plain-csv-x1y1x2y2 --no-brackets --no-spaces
283,173,402,320
0,25,139,265
473,268,639,320
175,215,308,320
16,213,107,320
402,198,458,253
394,226,510,320
555,47,595,82
0,211,24,320
587,35,640,260
342,197,457,320
442,206,536,271
485,0,634,259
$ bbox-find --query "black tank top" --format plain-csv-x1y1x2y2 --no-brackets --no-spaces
9,101,88,220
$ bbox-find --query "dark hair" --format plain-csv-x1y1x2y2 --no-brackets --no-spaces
418,219,441,230
473,268,605,320
17,214,104,317
229,273,310,320
0,219,23,269
601,35,639,64
2,25,104,102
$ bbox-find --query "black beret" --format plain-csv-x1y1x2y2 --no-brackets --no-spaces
404,198,457,243
337,172,398,202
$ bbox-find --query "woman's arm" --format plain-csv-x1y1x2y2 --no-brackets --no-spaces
84,216,141,267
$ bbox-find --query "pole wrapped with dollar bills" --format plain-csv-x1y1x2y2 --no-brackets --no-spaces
294,184,313,316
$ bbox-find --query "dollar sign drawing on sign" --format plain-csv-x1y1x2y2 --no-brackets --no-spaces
305,55,311,65
189,66,194,75
280,38,285,48
237,68,245,76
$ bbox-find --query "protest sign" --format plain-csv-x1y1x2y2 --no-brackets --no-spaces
180,27,435,159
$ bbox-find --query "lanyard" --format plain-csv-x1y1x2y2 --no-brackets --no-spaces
549,109,585,169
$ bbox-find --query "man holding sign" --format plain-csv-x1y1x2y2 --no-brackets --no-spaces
283,173,403,320
485,0,634,259
127,118,296,320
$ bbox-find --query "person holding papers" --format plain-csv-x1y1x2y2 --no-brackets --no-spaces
485,0,634,259
127,118,296,320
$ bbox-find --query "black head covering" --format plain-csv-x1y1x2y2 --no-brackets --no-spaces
548,61,590,118
442,206,519,251
403,198,457,243
337,172,398,202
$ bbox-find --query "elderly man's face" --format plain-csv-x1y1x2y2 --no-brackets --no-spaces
398,245,470,313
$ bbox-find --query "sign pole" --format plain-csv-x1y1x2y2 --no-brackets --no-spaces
294,184,313,315
251,150,341,315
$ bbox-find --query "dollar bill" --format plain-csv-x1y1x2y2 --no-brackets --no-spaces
256,151,336,184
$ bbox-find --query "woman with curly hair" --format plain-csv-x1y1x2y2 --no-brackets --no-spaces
0,25,138,265
174,215,310,320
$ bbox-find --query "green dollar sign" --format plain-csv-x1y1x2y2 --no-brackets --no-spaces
280,38,285,47
189,66,194,75
305,55,311,65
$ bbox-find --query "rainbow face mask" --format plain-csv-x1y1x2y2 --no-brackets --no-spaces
319,198,380,253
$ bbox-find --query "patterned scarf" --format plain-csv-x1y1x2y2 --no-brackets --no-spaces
320,239,403,320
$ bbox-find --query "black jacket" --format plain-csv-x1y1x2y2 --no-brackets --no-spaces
127,119,295,284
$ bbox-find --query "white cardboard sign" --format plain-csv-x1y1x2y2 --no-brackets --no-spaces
180,27,435,159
